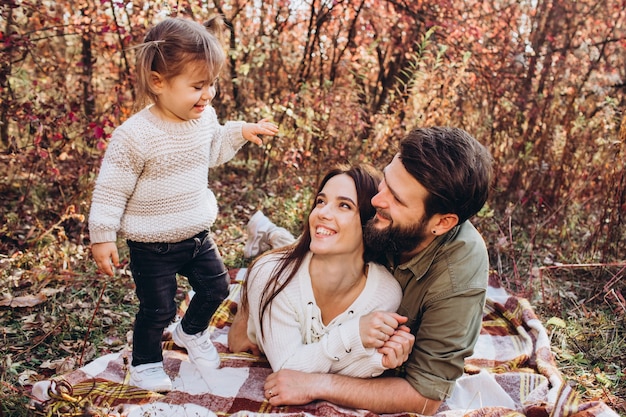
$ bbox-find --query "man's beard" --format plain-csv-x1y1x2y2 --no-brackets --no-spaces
364,212,430,256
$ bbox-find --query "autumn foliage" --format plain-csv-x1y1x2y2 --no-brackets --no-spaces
1,1,626,414
1,0,625,265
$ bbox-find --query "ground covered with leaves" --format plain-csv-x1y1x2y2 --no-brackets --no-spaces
1,165,624,416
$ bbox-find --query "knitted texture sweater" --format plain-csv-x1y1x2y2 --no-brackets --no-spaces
246,252,403,378
88,106,246,244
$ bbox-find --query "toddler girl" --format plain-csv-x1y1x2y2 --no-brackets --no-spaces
88,16,278,392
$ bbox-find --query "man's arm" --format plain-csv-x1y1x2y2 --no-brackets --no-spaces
264,370,442,415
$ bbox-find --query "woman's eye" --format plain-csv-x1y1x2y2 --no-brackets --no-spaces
315,197,325,206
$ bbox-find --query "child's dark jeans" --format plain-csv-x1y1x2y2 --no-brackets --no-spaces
127,231,229,366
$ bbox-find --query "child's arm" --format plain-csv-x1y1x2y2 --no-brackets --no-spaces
91,242,120,277
242,118,279,146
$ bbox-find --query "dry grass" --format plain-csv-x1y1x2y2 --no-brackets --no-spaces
532,265,626,413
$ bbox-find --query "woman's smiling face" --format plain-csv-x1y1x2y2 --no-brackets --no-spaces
308,174,364,258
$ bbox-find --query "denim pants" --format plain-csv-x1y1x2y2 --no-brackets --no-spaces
127,231,229,366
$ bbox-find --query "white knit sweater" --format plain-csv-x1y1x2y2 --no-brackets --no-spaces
88,105,246,244
247,252,403,377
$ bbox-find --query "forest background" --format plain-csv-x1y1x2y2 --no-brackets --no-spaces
1,0,625,415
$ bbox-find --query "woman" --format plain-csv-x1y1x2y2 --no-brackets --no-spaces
230,164,402,378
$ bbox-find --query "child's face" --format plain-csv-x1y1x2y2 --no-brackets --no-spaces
152,61,218,122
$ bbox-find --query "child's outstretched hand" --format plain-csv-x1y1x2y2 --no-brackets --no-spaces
242,118,279,146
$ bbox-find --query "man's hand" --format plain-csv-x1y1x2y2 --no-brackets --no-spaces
242,118,279,146
91,242,119,276
265,366,441,415
379,324,414,369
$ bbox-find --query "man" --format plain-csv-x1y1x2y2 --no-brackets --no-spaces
229,127,493,415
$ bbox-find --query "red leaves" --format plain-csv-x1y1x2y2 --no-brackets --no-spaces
93,125,105,140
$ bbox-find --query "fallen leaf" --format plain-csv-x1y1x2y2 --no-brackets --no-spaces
41,287,66,296
39,356,76,374
18,369,40,386
103,336,124,347
0,326,17,335
0,292,47,307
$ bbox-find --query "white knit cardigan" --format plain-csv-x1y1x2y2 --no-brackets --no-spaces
247,252,403,377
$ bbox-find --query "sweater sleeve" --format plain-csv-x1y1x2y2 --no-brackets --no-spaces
258,291,345,374
326,264,403,377
88,129,144,243
204,107,247,167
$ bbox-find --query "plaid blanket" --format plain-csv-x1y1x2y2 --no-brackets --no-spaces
31,270,619,417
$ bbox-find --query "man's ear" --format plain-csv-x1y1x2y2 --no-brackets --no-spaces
150,71,164,93
431,213,459,235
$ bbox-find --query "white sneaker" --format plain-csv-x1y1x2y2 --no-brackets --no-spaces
268,227,296,249
129,362,172,392
172,323,220,371
243,211,274,258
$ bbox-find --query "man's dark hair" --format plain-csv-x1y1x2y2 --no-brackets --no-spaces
399,127,493,223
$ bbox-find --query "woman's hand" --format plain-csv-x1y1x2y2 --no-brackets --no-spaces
359,311,406,349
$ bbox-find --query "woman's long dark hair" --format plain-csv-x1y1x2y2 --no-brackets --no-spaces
242,163,382,340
